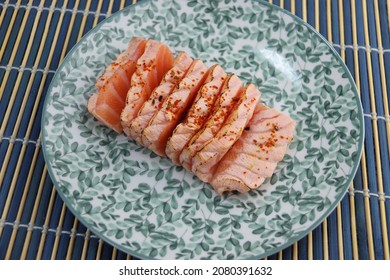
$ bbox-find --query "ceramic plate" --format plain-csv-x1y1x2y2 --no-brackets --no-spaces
42,0,364,259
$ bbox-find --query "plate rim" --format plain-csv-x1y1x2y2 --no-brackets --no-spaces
41,0,364,259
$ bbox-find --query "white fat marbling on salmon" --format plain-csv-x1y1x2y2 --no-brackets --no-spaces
179,74,242,170
211,103,295,194
88,37,147,133
192,83,261,182
165,65,227,165
128,52,193,144
141,60,208,156
95,37,146,91
121,40,174,136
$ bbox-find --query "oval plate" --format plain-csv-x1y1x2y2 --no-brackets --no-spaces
42,0,364,259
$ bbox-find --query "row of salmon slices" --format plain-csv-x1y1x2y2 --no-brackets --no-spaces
87,37,295,194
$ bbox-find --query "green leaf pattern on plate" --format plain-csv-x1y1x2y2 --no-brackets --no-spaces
43,0,363,259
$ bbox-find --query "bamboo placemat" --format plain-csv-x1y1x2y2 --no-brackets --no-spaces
0,0,389,260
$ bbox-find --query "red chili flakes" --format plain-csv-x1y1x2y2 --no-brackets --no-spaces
166,96,181,112
265,157,269,161
193,114,204,126
168,99,181,112
264,138,276,149
243,171,247,175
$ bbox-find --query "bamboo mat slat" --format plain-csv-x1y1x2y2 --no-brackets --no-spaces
0,0,389,260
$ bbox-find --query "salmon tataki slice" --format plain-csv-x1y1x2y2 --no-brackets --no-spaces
87,37,147,133
121,39,174,137
192,83,261,182
141,59,209,156
211,104,295,194
128,52,193,143
180,74,243,171
165,65,227,165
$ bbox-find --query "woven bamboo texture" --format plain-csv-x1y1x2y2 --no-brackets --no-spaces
0,0,389,260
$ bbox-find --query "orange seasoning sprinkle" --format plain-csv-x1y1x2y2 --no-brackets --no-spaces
264,138,276,149
255,122,281,152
